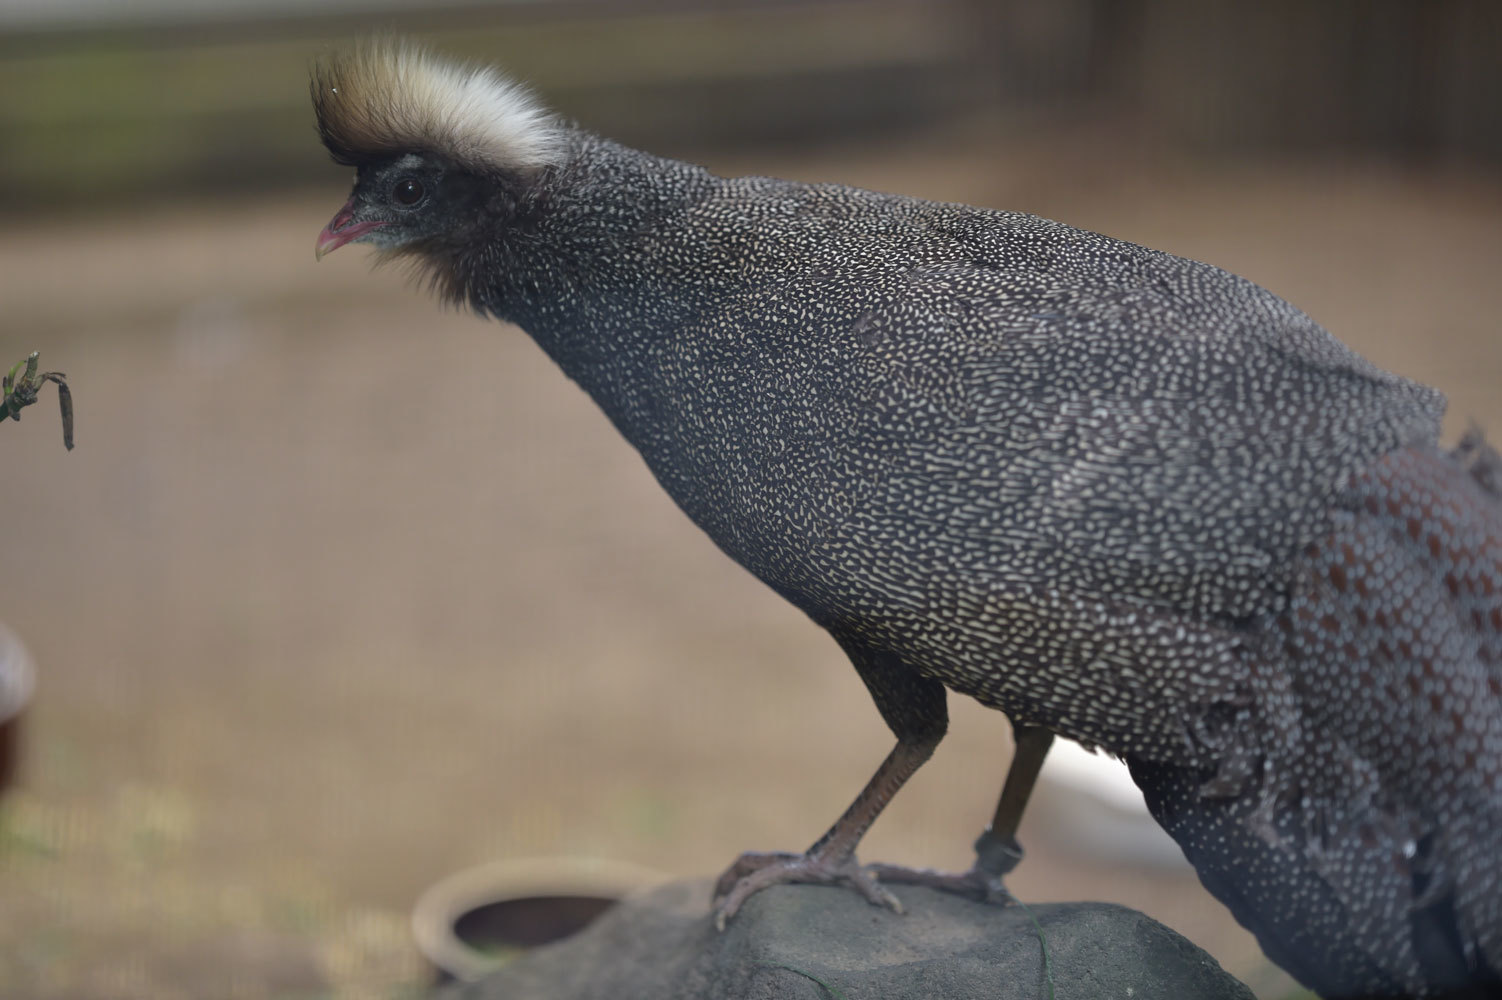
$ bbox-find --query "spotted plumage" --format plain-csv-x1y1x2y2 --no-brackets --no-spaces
311,41,1502,997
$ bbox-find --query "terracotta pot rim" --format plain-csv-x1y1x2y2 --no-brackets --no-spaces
0,623,35,724
411,855,663,983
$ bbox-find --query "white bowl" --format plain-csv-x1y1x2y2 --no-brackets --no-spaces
411,856,663,983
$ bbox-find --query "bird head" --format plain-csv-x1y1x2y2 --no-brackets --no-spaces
310,40,564,268
314,152,448,259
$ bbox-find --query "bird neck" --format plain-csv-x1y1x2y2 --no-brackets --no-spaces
487,137,715,339
479,134,723,420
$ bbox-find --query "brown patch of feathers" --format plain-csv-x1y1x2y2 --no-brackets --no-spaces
1453,425,1502,499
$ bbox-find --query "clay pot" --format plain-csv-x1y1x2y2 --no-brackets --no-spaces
0,624,35,796
412,857,662,983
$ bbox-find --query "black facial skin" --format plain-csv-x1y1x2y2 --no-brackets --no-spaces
332,150,553,307
341,153,489,252
348,148,548,244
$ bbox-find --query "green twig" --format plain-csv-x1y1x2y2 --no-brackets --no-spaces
759,962,851,999
1013,898,1056,1000
3,351,73,450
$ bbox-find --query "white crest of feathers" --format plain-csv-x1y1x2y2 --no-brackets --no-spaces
311,39,564,173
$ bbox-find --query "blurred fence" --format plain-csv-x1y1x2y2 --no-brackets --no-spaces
0,0,1497,211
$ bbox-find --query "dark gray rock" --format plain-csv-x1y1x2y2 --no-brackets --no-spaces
436,879,1253,1000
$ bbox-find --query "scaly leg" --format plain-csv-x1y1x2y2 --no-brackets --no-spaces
711,643,947,929
869,722,1054,900
977,722,1055,876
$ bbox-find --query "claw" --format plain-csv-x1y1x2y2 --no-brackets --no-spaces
866,861,1014,905
711,850,797,903
711,849,904,930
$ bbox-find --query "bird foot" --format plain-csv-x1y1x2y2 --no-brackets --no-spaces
711,850,902,930
864,862,1014,905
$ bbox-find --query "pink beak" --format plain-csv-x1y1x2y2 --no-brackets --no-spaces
315,198,388,259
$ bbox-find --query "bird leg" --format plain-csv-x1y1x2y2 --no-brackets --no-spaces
711,645,948,929
866,721,1054,901
711,732,940,929
978,722,1055,875
709,652,1058,926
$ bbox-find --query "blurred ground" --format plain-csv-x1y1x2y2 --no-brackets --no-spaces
0,123,1499,1000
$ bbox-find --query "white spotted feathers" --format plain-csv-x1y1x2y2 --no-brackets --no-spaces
308,44,1501,991
310,39,563,174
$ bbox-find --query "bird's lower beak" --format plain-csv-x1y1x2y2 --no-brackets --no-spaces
315,199,387,260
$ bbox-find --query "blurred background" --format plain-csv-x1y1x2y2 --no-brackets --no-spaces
1,1,1498,998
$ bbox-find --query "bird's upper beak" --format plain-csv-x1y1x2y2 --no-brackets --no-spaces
315,198,388,260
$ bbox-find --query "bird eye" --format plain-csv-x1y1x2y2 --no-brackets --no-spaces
391,177,425,206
